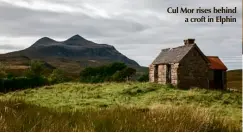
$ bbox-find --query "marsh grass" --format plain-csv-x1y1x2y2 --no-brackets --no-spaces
0,100,241,132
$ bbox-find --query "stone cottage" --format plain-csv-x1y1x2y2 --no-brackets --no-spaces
149,38,227,89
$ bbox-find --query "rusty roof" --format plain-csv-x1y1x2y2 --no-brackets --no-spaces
207,56,227,70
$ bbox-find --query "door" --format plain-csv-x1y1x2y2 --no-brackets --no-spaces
214,70,223,89
166,64,171,84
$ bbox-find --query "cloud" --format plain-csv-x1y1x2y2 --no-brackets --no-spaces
0,0,111,18
0,44,22,50
0,0,241,70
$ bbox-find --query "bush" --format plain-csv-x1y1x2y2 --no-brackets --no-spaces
6,73,14,79
0,62,7,78
0,77,49,93
25,60,46,78
48,69,66,84
111,67,136,82
80,62,130,83
0,60,62,93
138,73,149,82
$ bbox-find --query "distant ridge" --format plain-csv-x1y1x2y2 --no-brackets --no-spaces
0,35,140,73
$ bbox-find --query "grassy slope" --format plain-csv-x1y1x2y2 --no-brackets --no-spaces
227,69,242,91
0,82,241,121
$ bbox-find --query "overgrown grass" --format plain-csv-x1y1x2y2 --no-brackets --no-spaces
0,99,241,132
0,82,241,131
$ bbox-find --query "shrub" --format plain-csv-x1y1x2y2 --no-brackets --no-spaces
80,62,130,83
48,69,66,84
6,73,14,79
0,77,49,93
107,62,127,75
111,67,136,82
0,62,7,78
138,73,149,82
25,60,46,78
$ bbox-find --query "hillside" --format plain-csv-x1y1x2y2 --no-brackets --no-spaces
0,35,141,76
227,69,242,91
0,82,241,131
1,82,241,119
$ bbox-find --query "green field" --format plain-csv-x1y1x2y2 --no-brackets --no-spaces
0,82,242,131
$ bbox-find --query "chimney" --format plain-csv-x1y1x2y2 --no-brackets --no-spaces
184,38,195,45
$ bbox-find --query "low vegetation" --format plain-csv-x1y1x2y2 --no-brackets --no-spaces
0,99,240,132
0,82,241,131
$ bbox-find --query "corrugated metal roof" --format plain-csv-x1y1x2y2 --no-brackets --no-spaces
207,56,227,70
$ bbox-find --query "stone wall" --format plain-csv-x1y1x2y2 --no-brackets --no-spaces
149,64,155,82
177,47,209,89
171,63,179,85
149,63,179,86
149,46,209,89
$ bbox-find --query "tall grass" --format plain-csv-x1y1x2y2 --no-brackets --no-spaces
0,100,241,132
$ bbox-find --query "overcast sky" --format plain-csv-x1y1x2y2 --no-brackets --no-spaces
0,0,242,70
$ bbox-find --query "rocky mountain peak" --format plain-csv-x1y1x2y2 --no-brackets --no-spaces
31,37,57,48
64,34,91,46
65,34,86,41
36,37,55,43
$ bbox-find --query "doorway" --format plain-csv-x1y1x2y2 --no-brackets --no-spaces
154,65,158,82
166,64,171,84
214,70,223,89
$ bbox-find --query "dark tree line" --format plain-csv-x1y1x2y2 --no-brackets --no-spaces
80,62,137,83
0,61,149,93
0,60,67,93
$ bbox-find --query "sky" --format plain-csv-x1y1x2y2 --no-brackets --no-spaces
0,0,242,70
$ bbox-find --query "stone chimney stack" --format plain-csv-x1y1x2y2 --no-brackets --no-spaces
184,38,195,45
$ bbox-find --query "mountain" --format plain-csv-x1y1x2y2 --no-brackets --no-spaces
0,35,141,76
2,35,139,66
